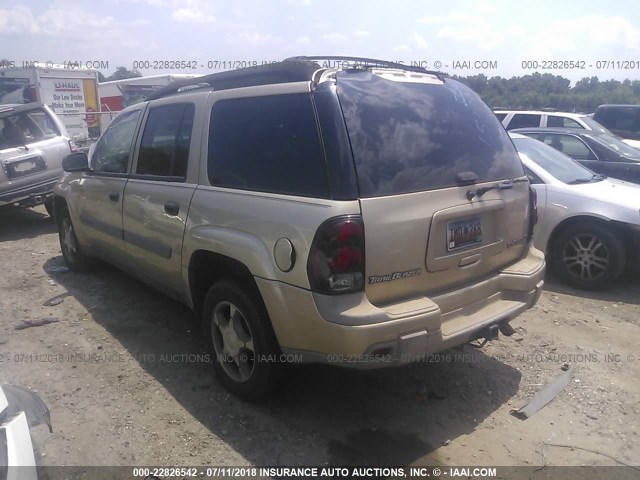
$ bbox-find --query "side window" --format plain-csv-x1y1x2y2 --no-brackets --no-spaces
507,114,542,130
208,94,330,198
494,112,507,122
91,109,141,174
524,166,543,184
547,116,582,129
543,134,594,160
612,109,639,131
136,103,195,179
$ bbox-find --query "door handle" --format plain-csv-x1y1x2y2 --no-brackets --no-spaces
164,201,179,216
108,192,120,202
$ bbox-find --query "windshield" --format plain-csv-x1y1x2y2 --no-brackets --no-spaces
590,133,640,159
336,71,524,197
512,136,601,184
580,116,613,135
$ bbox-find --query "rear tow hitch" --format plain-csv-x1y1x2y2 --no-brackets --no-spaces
469,323,500,348
499,322,516,337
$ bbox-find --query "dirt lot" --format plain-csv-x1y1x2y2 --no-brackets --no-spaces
1,206,639,474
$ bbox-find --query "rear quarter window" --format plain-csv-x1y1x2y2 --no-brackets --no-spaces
336,72,524,197
208,94,330,198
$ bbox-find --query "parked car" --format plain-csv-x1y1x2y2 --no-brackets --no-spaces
510,132,640,289
53,56,545,399
0,103,76,216
494,109,612,134
593,104,640,149
0,383,52,479
511,127,640,184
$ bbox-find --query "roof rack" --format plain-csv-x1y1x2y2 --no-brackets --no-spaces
146,55,447,101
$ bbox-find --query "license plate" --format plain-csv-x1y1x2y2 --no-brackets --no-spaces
5,157,46,179
447,217,482,251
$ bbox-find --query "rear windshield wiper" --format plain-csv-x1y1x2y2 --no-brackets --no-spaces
467,178,525,200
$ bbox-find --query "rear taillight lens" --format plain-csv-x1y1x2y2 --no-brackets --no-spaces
307,215,365,294
68,140,79,153
527,186,538,240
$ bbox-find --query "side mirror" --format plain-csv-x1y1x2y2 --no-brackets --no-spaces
62,152,89,172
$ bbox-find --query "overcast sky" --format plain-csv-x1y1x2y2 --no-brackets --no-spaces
2,0,640,83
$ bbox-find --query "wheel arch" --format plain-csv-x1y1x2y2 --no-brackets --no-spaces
187,249,268,324
52,195,68,222
546,214,632,255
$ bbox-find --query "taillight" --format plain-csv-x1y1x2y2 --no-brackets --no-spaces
68,140,79,153
307,215,365,294
527,186,538,240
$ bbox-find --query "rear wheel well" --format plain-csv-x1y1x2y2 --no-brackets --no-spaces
547,216,632,254
52,196,68,223
188,250,264,321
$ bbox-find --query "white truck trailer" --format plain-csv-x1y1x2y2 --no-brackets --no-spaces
0,64,100,145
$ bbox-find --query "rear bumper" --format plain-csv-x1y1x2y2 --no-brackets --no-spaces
0,178,57,208
257,245,545,368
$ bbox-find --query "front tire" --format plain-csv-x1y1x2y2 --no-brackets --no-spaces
57,208,95,272
203,280,281,400
551,223,626,290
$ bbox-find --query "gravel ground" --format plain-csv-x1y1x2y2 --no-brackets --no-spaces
1,206,639,475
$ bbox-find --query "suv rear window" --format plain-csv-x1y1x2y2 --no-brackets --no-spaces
208,94,330,198
0,108,60,149
336,72,524,197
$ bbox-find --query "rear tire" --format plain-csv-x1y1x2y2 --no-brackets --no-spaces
57,208,95,272
203,280,281,401
551,223,626,290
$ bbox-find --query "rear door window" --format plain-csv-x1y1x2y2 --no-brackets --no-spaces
336,71,524,197
208,94,330,198
542,134,596,160
136,103,194,179
507,114,542,130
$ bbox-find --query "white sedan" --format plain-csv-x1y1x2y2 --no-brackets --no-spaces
510,132,640,289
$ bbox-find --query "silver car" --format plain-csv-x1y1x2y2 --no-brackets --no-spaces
0,103,75,216
511,132,640,289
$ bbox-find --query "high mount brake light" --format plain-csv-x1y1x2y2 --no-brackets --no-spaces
307,215,365,294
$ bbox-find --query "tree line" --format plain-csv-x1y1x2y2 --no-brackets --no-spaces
456,73,640,113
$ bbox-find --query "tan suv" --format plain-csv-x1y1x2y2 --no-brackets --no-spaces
53,56,545,399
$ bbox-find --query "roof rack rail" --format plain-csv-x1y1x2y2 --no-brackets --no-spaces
146,55,447,102
146,60,320,101
284,55,445,78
